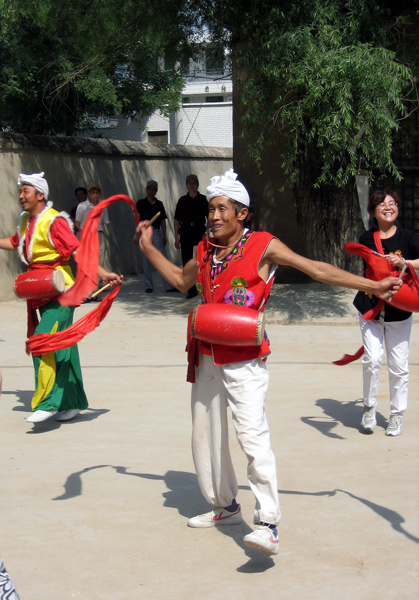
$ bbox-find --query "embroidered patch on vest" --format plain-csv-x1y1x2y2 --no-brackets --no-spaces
223,276,256,307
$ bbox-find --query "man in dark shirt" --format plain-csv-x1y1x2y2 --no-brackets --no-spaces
135,180,178,293
174,174,208,298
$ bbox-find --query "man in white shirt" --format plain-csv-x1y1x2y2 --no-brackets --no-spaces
75,182,109,266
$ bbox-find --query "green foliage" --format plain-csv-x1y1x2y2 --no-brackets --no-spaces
199,0,419,188
0,0,194,135
234,0,419,187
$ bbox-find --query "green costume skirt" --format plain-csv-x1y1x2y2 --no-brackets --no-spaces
31,301,88,412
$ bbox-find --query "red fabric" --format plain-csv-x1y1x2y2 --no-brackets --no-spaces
10,231,19,248
26,194,138,355
186,311,200,383
50,217,79,258
345,240,419,314
59,194,138,307
196,231,275,366
25,262,70,336
186,232,275,381
11,214,78,255
333,346,365,366
335,234,419,366
26,284,121,356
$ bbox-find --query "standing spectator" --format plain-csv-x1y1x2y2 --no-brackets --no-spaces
70,186,87,225
174,174,208,298
134,180,178,293
75,182,109,267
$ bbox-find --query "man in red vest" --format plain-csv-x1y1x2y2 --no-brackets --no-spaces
137,169,401,556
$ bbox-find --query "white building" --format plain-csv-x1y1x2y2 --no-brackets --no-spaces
87,51,233,148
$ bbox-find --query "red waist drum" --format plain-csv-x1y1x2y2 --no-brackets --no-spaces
190,303,265,347
14,269,65,301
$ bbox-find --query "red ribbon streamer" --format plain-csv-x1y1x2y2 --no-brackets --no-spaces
334,232,419,366
26,194,138,355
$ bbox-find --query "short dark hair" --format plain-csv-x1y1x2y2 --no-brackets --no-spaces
231,199,249,216
74,187,87,195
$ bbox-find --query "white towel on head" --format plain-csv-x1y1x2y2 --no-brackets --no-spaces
206,169,250,207
17,172,49,200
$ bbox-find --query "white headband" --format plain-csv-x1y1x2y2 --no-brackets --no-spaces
206,169,250,207
18,172,49,200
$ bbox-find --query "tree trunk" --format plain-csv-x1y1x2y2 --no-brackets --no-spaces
294,178,364,275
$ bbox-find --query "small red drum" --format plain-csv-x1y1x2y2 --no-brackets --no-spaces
14,269,65,301
190,303,265,347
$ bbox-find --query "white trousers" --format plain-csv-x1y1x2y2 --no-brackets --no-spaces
191,354,281,525
359,313,412,414
142,230,173,291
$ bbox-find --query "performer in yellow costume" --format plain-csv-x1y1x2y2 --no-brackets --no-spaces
0,172,121,423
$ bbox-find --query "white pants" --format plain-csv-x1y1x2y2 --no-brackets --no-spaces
359,313,412,414
142,230,173,291
191,354,281,526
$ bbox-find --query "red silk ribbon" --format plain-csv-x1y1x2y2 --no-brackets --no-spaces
334,234,419,366
26,194,138,355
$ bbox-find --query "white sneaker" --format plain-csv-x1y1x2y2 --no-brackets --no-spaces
187,505,242,528
26,410,57,423
56,409,80,422
243,524,279,556
385,414,403,436
361,405,376,430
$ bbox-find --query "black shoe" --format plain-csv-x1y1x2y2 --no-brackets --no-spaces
166,288,180,293
146,288,153,293
81,298,92,304
186,289,198,299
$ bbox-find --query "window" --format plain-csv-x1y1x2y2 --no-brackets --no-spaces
206,96,224,103
148,131,168,144
205,46,224,77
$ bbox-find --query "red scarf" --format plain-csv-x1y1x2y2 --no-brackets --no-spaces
334,231,419,365
26,194,139,355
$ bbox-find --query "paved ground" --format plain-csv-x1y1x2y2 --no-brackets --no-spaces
0,276,418,600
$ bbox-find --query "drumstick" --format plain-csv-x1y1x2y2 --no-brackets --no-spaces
91,283,112,299
147,211,161,228
373,252,406,302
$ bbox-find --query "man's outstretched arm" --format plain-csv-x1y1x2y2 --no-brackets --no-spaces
262,238,402,297
138,220,198,291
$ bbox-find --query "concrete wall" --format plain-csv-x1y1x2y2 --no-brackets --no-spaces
0,133,232,301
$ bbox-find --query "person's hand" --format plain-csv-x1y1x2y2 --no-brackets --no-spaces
376,276,402,299
174,235,180,250
101,272,123,286
386,253,405,269
137,220,153,251
162,235,167,246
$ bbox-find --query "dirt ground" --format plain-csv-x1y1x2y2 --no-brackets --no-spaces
0,277,418,599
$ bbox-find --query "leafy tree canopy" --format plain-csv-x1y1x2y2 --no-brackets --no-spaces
0,0,198,135
198,0,419,188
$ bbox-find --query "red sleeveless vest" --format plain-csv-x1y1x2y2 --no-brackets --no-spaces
193,230,276,366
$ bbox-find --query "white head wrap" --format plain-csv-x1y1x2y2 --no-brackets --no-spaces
17,172,49,200
206,169,250,207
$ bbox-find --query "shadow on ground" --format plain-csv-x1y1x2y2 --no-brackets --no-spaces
301,397,388,439
51,466,419,553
